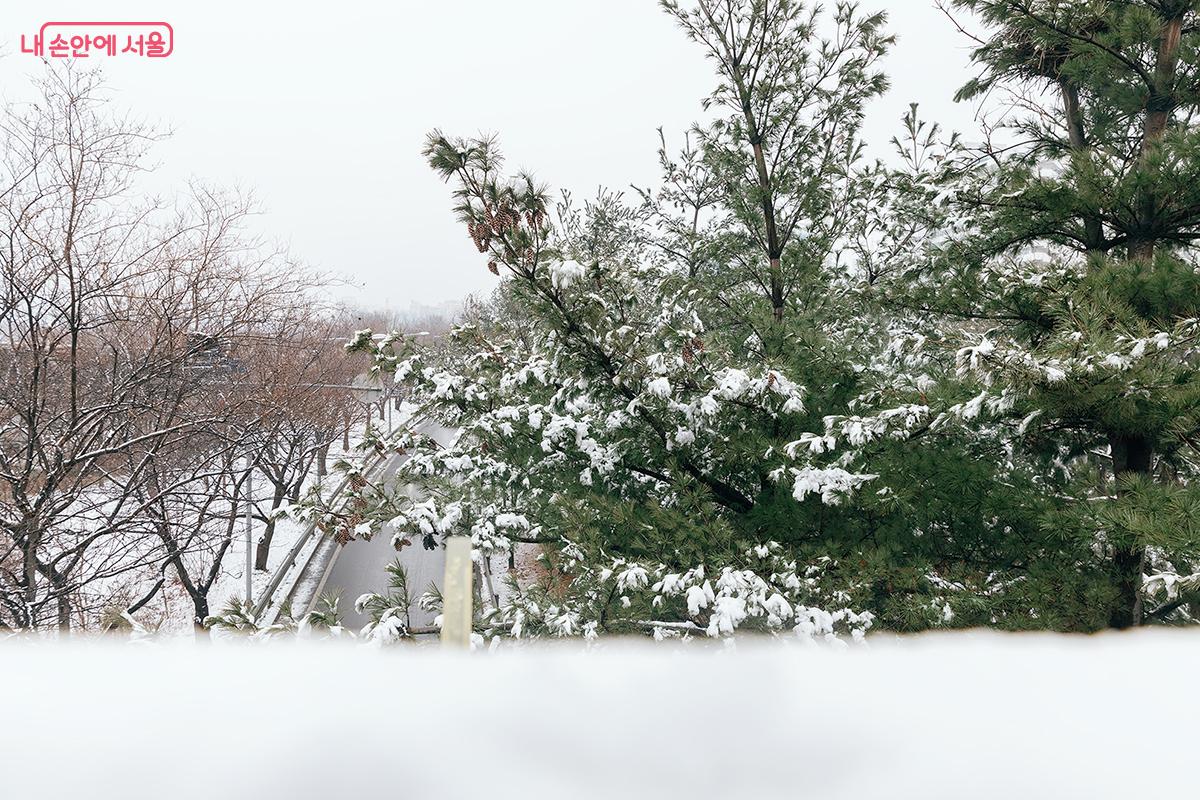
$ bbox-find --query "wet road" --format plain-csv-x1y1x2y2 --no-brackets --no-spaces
320,423,455,631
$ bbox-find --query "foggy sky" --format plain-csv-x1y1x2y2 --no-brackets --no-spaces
2,1,984,313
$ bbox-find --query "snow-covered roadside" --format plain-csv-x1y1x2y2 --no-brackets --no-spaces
144,423,380,634
4,630,1198,798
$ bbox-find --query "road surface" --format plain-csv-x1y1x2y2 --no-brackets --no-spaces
320,423,454,630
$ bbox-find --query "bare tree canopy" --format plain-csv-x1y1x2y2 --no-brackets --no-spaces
0,68,365,631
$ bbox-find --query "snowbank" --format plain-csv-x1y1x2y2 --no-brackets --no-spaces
4,631,1197,798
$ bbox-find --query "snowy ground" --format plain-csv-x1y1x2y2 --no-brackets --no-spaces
5,630,1198,798
146,424,377,633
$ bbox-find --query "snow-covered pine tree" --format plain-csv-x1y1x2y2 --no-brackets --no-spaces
891,0,1200,627
338,0,1120,640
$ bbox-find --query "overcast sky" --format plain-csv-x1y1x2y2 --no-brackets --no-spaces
3,1,983,314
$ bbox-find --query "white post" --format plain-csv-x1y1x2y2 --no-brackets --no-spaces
441,537,473,648
244,460,254,605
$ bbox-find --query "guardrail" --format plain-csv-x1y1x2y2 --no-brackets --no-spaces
250,419,423,623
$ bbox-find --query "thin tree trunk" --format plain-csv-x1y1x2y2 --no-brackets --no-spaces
700,0,787,328
254,483,286,571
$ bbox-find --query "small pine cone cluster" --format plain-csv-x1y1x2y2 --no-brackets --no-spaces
471,201,540,269
490,205,521,235
335,507,366,545
682,335,705,364
467,220,492,253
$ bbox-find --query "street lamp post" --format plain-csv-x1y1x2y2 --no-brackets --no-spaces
244,458,254,605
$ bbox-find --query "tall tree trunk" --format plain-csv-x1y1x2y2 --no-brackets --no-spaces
193,595,210,638
1107,9,1184,625
1060,80,1104,253
22,523,39,628
1108,433,1153,628
56,584,71,632
1141,12,1184,153
748,137,784,326
1131,11,1184,260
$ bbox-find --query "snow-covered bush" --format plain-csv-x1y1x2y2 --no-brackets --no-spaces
486,542,874,643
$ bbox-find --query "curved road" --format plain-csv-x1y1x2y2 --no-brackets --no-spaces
320,423,455,630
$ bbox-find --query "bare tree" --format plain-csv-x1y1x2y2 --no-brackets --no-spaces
242,310,363,571
0,67,328,630
122,428,249,632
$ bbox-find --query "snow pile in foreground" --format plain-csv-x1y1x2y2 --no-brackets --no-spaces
4,631,1197,799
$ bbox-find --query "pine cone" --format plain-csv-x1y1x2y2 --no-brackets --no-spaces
487,260,499,275
469,218,491,251
500,207,520,232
